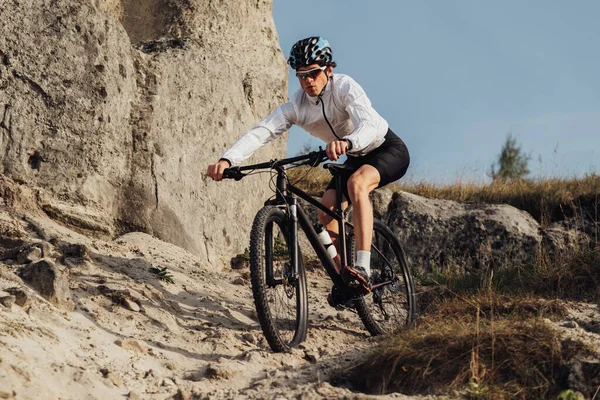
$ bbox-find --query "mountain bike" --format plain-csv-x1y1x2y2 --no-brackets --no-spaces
223,149,416,352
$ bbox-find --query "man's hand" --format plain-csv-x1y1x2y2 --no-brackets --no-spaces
326,140,349,161
206,159,230,181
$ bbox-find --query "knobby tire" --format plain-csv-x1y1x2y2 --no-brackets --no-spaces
351,219,416,335
249,206,308,352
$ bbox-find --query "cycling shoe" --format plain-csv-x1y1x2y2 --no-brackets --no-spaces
341,265,371,295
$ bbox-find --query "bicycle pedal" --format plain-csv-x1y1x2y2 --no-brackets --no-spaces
328,286,356,309
349,279,365,289
344,274,371,293
350,280,371,295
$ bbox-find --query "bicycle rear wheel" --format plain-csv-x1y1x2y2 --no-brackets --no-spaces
249,206,308,352
351,219,416,335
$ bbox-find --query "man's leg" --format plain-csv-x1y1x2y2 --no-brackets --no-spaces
318,189,347,273
340,165,380,292
347,164,380,254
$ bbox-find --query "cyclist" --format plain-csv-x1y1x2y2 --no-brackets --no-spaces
207,36,410,295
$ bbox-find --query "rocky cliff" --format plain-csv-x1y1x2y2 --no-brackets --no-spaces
0,0,287,267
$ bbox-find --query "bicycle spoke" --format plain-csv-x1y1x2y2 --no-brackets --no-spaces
250,206,308,352
352,219,416,335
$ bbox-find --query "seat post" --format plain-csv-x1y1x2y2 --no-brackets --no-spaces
334,172,348,268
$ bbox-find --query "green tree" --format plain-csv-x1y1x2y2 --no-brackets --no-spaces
490,133,531,181
295,141,320,156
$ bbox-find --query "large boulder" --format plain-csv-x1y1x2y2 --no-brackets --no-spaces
0,0,287,267
383,191,575,275
19,259,75,311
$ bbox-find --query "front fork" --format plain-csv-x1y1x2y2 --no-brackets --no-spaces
288,198,300,280
265,198,298,288
335,175,349,268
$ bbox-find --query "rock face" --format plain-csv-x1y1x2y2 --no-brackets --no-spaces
0,0,287,266
0,1,136,235
383,191,576,275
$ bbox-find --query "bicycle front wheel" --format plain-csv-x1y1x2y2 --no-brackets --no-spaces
352,219,416,335
249,206,308,352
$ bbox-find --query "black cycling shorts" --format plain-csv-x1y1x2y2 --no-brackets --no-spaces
325,128,410,199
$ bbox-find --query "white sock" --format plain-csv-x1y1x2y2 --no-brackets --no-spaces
355,251,371,275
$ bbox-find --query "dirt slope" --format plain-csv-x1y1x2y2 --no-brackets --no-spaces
0,208,443,399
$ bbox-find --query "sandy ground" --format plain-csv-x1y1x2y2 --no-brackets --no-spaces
0,211,444,400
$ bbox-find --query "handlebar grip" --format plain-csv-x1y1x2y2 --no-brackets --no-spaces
222,167,244,181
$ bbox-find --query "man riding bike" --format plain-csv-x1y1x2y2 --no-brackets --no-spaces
207,36,410,296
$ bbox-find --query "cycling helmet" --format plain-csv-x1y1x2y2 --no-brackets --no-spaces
288,36,333,70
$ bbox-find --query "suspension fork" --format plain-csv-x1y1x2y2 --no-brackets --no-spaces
335,174,349,268
288,197,300,279
275,167,300,280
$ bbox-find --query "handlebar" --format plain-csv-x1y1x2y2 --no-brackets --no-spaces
222,148,328,181
222,167,244,181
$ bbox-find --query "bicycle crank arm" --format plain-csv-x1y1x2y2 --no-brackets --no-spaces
371,280,395,290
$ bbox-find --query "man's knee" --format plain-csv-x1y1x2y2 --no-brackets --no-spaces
347,167,379,202
347,176,369,202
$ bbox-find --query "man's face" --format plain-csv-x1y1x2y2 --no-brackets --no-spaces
296,63,332,97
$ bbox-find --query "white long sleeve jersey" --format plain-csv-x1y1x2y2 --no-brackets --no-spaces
221,73,389,165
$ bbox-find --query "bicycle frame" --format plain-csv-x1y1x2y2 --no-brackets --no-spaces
223,150,416,346
266,164,351,291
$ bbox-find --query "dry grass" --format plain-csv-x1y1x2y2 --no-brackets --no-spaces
289,167,600,234
288,167,600,229
396,174,600,227
342,243,600,398
343,295,592,399
430,293,568,323
506,244,600,300
286,165,333,196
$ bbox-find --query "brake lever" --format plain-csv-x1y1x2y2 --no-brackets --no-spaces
307,147,328,166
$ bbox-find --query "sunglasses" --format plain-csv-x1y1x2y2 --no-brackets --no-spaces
296,66,327,81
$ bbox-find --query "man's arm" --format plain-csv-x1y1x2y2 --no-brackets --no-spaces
207,103,296,181
221,103,295,166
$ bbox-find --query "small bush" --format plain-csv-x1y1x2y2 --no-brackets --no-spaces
149,266,174,284
343,299,593,399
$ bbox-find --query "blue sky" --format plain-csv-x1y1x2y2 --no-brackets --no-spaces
272,1,600,183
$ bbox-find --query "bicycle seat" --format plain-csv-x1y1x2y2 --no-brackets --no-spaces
323,163,357,175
